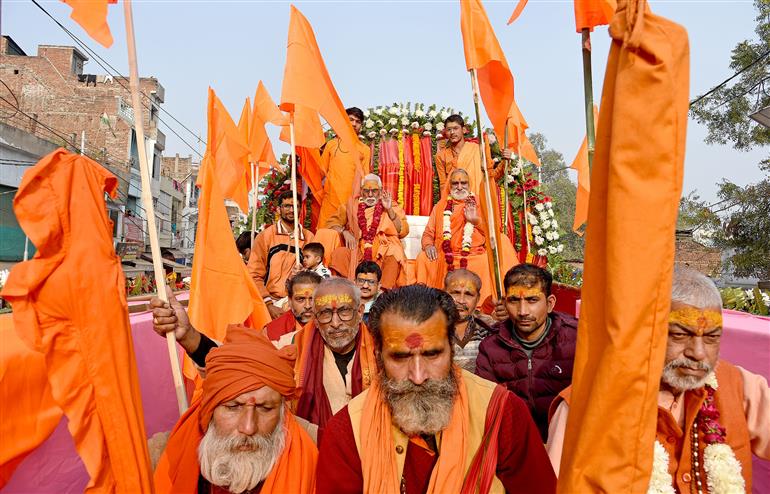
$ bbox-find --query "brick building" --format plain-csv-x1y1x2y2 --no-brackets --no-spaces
674,229,721,277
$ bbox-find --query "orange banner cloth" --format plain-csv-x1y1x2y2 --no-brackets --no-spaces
460,0,515,146
569,105,599,234
251,81,284,169
1,149,153,492
506,100,541,167
558,0,689,491
279,5,358,150
507,0,529,24
0,315,62,488
61,0,115,48
154,325,317,494
188,92,271,357
575,0,617,32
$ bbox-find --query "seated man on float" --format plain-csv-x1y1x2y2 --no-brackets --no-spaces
354,260,382,325
316,285,556,494
546,267,769,492
324,174,408,289
153,326,317,493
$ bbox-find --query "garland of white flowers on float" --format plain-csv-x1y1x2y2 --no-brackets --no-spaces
647,373,745,494
442,198,475,270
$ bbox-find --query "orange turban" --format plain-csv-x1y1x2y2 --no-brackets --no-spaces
155,325,313,493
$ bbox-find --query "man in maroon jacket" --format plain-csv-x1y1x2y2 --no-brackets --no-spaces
476,263,578,441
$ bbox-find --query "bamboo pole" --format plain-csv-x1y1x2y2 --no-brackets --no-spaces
581,28,597,171
288,114,301,265
250,162,259,247
123,0,187,414
502,120,510,235
470,69,503,300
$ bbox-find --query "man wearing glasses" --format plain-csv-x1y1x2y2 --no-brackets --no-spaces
325,174,409,289
249,190,315,319
354,261,382,325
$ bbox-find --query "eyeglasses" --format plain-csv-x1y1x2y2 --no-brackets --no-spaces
315,307,356,324
355,278,378,286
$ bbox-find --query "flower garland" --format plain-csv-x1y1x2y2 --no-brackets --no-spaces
442,198,475,270
357,201,385,261
412,132,421,215
397,129,405,208
647,373,745,494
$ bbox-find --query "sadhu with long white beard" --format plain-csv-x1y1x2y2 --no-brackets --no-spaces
153,326,317,493
316,285,556,494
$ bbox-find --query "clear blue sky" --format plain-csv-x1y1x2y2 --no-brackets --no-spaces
4,0,766,203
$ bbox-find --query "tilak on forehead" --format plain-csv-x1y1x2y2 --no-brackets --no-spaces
669,306,723,336
362,179,380,189
506,285,544,299
293,287,315,298
314,293,353,308
382,315,446,352
447,278,479,293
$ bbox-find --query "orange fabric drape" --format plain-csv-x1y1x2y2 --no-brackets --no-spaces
460,0,514,146
188,91,271,364
61,0,114,48
569,105,599,234
279,5,358,150
507,0,529,24
557,0,689,491
575,0,617,32
1,149,153,491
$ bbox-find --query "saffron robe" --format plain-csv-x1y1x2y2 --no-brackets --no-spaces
316,370,556,493
318,138,372,226
434,140,485,198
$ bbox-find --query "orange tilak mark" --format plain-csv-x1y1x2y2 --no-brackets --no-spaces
447,280,479,294
669,307,722,336
315,293,353,308
506,285,543,299
293,287,314,298
363,180,380,189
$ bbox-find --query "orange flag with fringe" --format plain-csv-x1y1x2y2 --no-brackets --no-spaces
569,105,598,234
1,149,153,491
460,0,515,144
61,0,116,48
557,0,689,491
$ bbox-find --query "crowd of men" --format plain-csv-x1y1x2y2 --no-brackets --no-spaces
147,108,769,493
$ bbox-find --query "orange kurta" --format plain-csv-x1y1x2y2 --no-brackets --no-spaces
248,221,314,302
318,138,372,226
434,140,486,198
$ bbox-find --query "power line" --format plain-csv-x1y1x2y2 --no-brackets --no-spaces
690,48,770,107
29,0,205,158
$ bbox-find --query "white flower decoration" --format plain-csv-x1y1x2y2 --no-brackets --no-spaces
553,232,560,240
374,107,383,115
423,131,431,136
388,117,398,126
401,117,410,126
542,219,551,229
549,209,555,218
557,244,564,253
389,128,399,135
535,203,545,212
367,131,376,139
510,165,522,175
546,231,554,241
390,106,401,116
537,248,548,256
415,109,425,117
548,245,557,254
440,110,450,120
365,119,374,129
424,122,433,131
377,119,384,127
647,441,676,494
428,110,438,119
436,122,445,131
704,443,745,494
527,213,538,225
363,110,370,118
534,235,544,246
411,122,420,129
551,220,559,229
545,201,553,209
379,128,387,136
532,226,542,235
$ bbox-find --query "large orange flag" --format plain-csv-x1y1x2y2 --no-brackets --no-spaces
460,0,515,145
251,81,285,169
569,105,598,234
558,0,689,491
207,88,250,213
61,0,115,48
188,93,271,350
505,100,541,167
279,5,357,149
575,0,617,32
1,149,153,491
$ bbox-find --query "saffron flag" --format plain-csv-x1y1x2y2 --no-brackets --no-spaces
188,91,272,353
208,88,250,213
507,0,529,24
558,0,689,491
61,0,115,48
569,105,599,234
505,100,541,167
1,149,153,491
279,5,357,149
460,0,515,145
574,0,616,32
251,81,285,169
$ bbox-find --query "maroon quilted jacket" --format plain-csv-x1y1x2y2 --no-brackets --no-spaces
475,311,578,441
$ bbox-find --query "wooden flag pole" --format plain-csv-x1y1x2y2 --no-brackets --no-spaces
581,28,597,171
123,0,187,414
518,140,531,257
250,161,259,247
288,114,301,265
502,120,510,235
470,68,503,300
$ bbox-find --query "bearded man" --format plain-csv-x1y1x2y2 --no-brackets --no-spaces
547,267,770,492
316,285,556,494
153,326,317,493
325,174,409,289
444,269,495,373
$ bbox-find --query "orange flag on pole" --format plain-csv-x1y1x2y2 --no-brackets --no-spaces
279,4,357,149
61,0,116,48
188,91,272,348
557,0,689,491
574,0,616,32
569,105,598,234
460,0,515,144
251,81,285,169
1,149,153,491
254,81,288,128
207,88,250,213
505,100,541,167
507,0,529,24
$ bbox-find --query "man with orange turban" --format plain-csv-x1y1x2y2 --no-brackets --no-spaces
153,326,317,493
316,285,555,493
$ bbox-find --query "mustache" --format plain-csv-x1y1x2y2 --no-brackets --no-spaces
665,357,712,372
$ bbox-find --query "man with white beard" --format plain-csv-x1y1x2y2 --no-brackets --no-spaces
316,285,556,494
153,326,317,493
546,267,770,492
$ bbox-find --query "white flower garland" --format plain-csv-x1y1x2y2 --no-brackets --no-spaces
647,373,745,494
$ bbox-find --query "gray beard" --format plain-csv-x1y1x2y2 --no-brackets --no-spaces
661,357,715,391
198,407,286,493
450,191,469,201
381,370,459,436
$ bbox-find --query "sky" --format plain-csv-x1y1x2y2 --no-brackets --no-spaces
3,0,767,203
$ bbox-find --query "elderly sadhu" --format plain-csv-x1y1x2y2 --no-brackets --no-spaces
153,326,317,493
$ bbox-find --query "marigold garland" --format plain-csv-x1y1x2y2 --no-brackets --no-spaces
357,201,385,261
412,132,421,215
397,129,405,208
